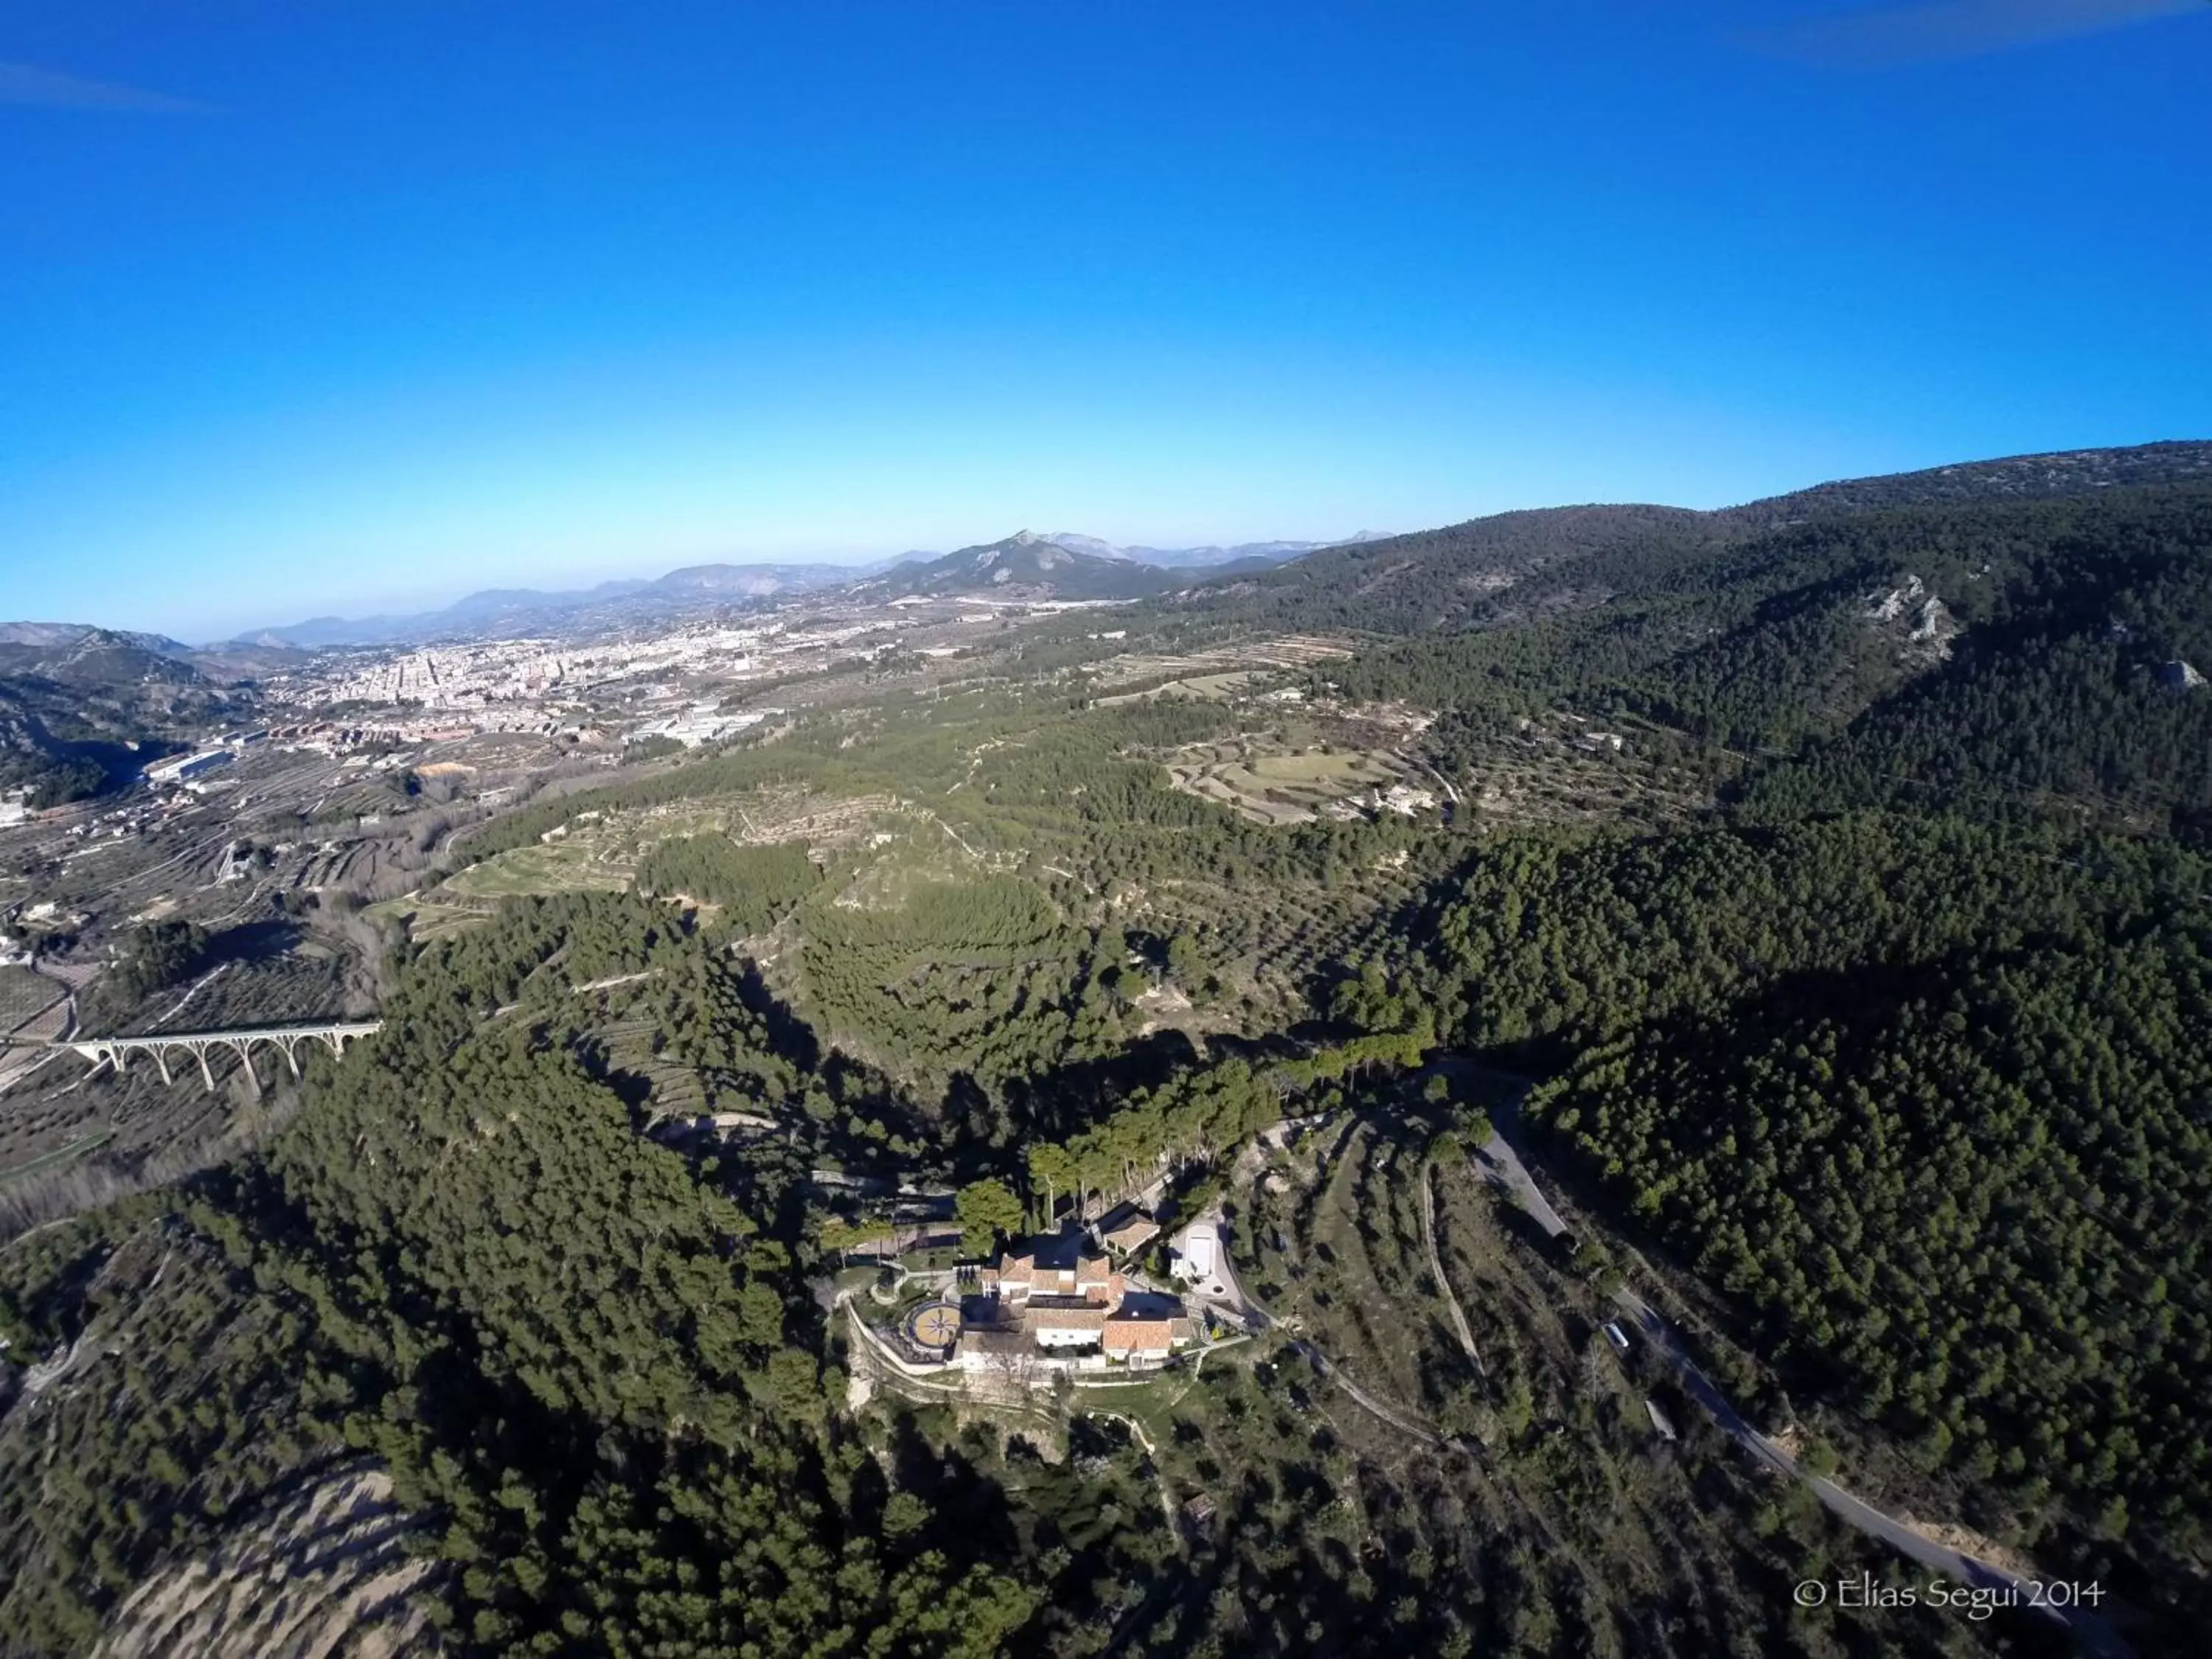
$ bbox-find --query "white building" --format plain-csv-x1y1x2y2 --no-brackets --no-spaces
1102,1310,1196,1367
955,1231,1197,1371
1170,1221,1220,1285
1028,1298,1110,1348
145,749,233,786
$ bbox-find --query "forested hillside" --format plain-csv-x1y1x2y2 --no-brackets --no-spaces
0,629,254,804
7,442,2211,1658
1181,441,2212,636
1722,441,2212,522
1396,814,2211,1637
1,888,2025,1659
1,897,1049,1655
1299,478,2212,834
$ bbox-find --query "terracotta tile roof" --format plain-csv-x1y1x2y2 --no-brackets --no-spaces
1100,1209,1159,1251
1029,1297,1109,1332
1102,1318,1175,1353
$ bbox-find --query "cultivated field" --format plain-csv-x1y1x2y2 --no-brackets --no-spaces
1164,739,1427,825
439,837,632,901
0,967,64,1036
1085,634,1354,686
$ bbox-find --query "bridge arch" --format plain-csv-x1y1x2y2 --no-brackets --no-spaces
50,1021,383,1095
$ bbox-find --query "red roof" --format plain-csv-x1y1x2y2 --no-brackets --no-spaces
1102,1318,1175,1353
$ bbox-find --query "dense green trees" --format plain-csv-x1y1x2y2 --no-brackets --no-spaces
1738,488,2212,831
954,1179,1023,1256
635,835,821,933
226,902,1057,1652
1405,810,2212,1584
2,896,1059,1654
1530,931,2211,1548
107,919,209,1006
0,1210,335,1650
986,1056,1299,1226
798,875,1123,1088
1411,813,2205,1052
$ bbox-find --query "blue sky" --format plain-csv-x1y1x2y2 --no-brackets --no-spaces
2,1,2206,640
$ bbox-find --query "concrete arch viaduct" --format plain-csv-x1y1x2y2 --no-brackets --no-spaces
56,1022,382,1093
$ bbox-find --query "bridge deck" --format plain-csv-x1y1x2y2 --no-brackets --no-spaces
0,1020,387,1095
60,1021,383,1053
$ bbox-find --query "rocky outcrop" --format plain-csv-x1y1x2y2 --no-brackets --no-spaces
1865,574,1961,663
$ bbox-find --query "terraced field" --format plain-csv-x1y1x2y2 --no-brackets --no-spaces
0,966,64,1036
439,837,633,901
1165,740,1426,825
1082,633,1356,695
1461,717,1716,830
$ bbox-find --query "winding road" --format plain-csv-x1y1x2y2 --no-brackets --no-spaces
1462,1086,2131,1658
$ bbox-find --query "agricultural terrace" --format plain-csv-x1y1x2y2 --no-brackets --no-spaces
406,689,1478,1037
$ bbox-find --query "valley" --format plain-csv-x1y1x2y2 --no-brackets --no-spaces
2,445,2210,1658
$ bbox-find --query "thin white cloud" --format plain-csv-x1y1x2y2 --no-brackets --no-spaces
0,59,213,114
1747,0,2205,69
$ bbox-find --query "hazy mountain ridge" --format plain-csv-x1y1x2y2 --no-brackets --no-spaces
856,531,1186,601
237,564,868,649
844,527,1385,602
0,622,201,661
1178,441,2212,635
0,628,255,805
228,530,1375,646
1041,530,1389,568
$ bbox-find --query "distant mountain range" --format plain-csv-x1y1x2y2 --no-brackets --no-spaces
0,621,199,658
10,444,2210,813
853,532,1222,602
852,529,1403,602
1040,532,1389,569
0,526,1363,799
231,563,869,650
0,626,259,806
1178,440,2212,636
226,530,1386,647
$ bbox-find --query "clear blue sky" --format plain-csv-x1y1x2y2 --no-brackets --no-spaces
3,1,2207,639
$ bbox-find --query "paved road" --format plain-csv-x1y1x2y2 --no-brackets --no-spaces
1460,1086,2131,1658
1468,1113,1569,1240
